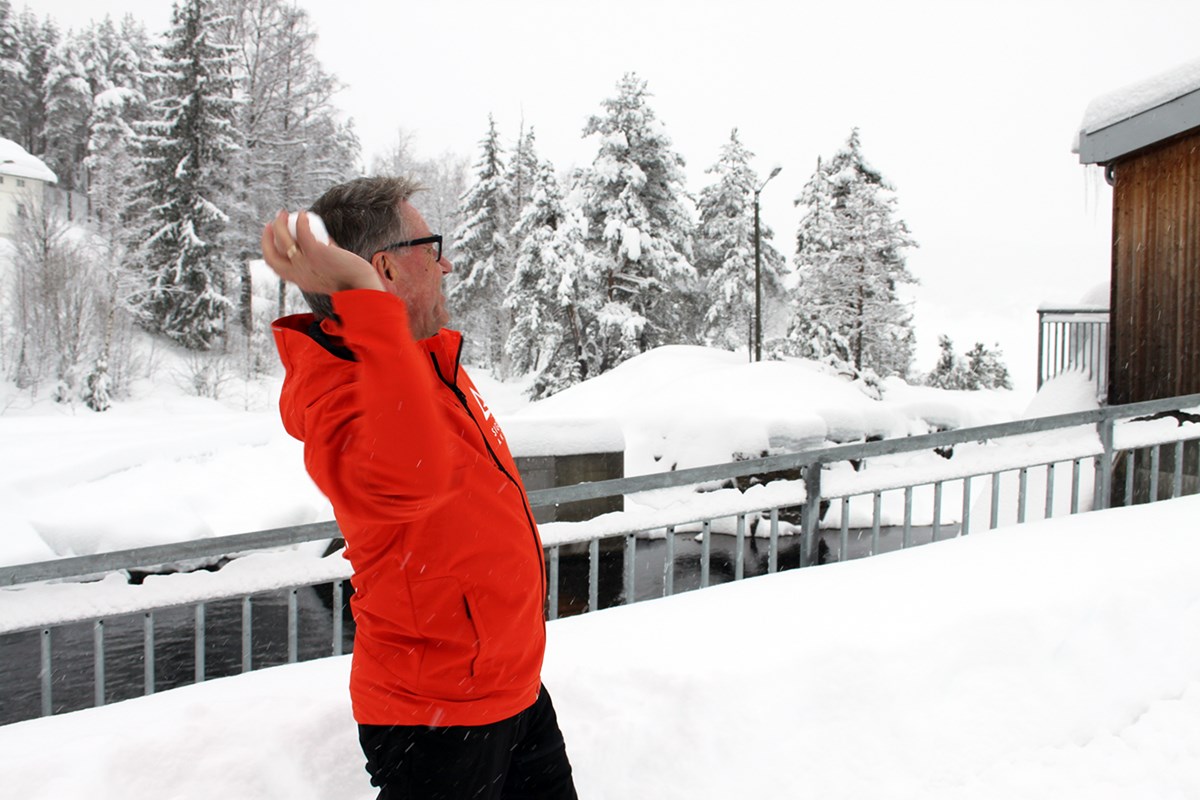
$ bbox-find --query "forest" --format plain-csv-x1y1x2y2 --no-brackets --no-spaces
0,0,1008,412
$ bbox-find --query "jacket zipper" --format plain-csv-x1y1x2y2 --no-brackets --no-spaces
428,352,549,613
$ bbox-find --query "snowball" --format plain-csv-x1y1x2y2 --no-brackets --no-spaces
287,211,330,245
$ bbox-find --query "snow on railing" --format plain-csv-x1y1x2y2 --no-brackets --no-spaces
3,392,1199,725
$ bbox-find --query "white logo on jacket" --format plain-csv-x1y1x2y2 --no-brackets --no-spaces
470,387,505,445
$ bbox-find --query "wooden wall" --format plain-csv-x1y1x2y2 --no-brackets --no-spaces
1108,130,1200,405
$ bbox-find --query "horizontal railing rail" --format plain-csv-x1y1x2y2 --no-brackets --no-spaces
3,391,1200,725
6,389,1188,589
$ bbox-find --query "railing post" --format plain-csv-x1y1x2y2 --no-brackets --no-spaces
588,538,600,612
94,620,106,707
735,516,746,580
1037,310,1045,390
664,526,675,596
287,588,299,663
332,581,344,657
768,509,779,573
195,603,207,681
143,612,155,696
40,628,51,717
241,596,253,673
624,533,636,605
1097,415,1115,511
547,546,560,621
802,463,821,567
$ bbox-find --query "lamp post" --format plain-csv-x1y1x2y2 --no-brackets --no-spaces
753,165,782,362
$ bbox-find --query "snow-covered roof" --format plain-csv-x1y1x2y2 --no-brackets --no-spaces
0,138,58,184
1076,56,1200,165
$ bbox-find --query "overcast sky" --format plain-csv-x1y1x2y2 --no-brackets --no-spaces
31,0,1200,391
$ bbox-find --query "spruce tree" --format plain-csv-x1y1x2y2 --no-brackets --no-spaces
507,123,539,219
84,15,149,232
965,342,1013,390
784,129,917,378
8,11,57,155
451,115,514,371
578,73,695,367
43,33,92,198
925,334,968,390
694,128,786,350
504,159,592,398
0,1,21,140
133,0,241,350
85,19,148,401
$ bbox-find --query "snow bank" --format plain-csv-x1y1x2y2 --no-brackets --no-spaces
2,495,1198,799
502,418,624,457
515,346,1018,480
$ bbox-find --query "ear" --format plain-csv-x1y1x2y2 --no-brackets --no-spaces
372,252,394,284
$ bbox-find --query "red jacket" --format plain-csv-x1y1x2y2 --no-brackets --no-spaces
272,290,546,726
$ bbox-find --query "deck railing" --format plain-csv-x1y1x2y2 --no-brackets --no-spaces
3,391,1199,724
1037,306,1109,396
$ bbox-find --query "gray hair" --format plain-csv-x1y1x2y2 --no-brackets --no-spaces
303,175,423,320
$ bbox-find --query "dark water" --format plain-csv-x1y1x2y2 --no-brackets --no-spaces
0,587,356,725
0,524,956,725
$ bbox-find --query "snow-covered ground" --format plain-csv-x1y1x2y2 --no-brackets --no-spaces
2,494,1197,799
0,342,1025,568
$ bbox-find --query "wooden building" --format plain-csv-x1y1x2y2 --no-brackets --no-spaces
1077,60,1200,405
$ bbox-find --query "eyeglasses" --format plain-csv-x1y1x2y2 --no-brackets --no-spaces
374,234,442,263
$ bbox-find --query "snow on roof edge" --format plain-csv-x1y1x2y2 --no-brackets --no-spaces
1079,56,1200,136
0,138,58,184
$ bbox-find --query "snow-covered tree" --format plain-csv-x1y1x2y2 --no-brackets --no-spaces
577,73,695,367
0,1,23,143
507,122,539,219
5,10,57,155
6,197,98,398
965,341,1012,389
217,0,359,327
782,129,917,377
694,128,786,350
450,115,514,371
925,334,968,390
370,128,469,259
132,0,241,350
84,17,148,234
504,159,593,398
84,38,146,404
42,33,92,198
924,335,1012,390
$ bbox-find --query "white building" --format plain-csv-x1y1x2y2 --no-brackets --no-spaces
0,138,59,240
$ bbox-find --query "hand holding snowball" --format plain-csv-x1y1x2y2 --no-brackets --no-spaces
261,210,384,296
287,211,330,245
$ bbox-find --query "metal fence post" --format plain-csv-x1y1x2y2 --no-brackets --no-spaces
1097,415,1115,511
802,462,822,567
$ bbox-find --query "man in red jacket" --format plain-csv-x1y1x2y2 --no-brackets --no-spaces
261,176,577,800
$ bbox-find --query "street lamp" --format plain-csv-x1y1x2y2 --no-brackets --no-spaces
753,165,782,362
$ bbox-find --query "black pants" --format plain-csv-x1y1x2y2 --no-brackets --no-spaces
358,685,578,800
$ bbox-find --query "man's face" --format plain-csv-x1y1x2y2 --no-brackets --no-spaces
378,201,453,340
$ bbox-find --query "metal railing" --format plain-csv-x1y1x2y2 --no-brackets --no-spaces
1037,306,1109,396
3,392,1199,724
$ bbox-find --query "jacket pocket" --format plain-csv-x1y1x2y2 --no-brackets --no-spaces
410,576,482,695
